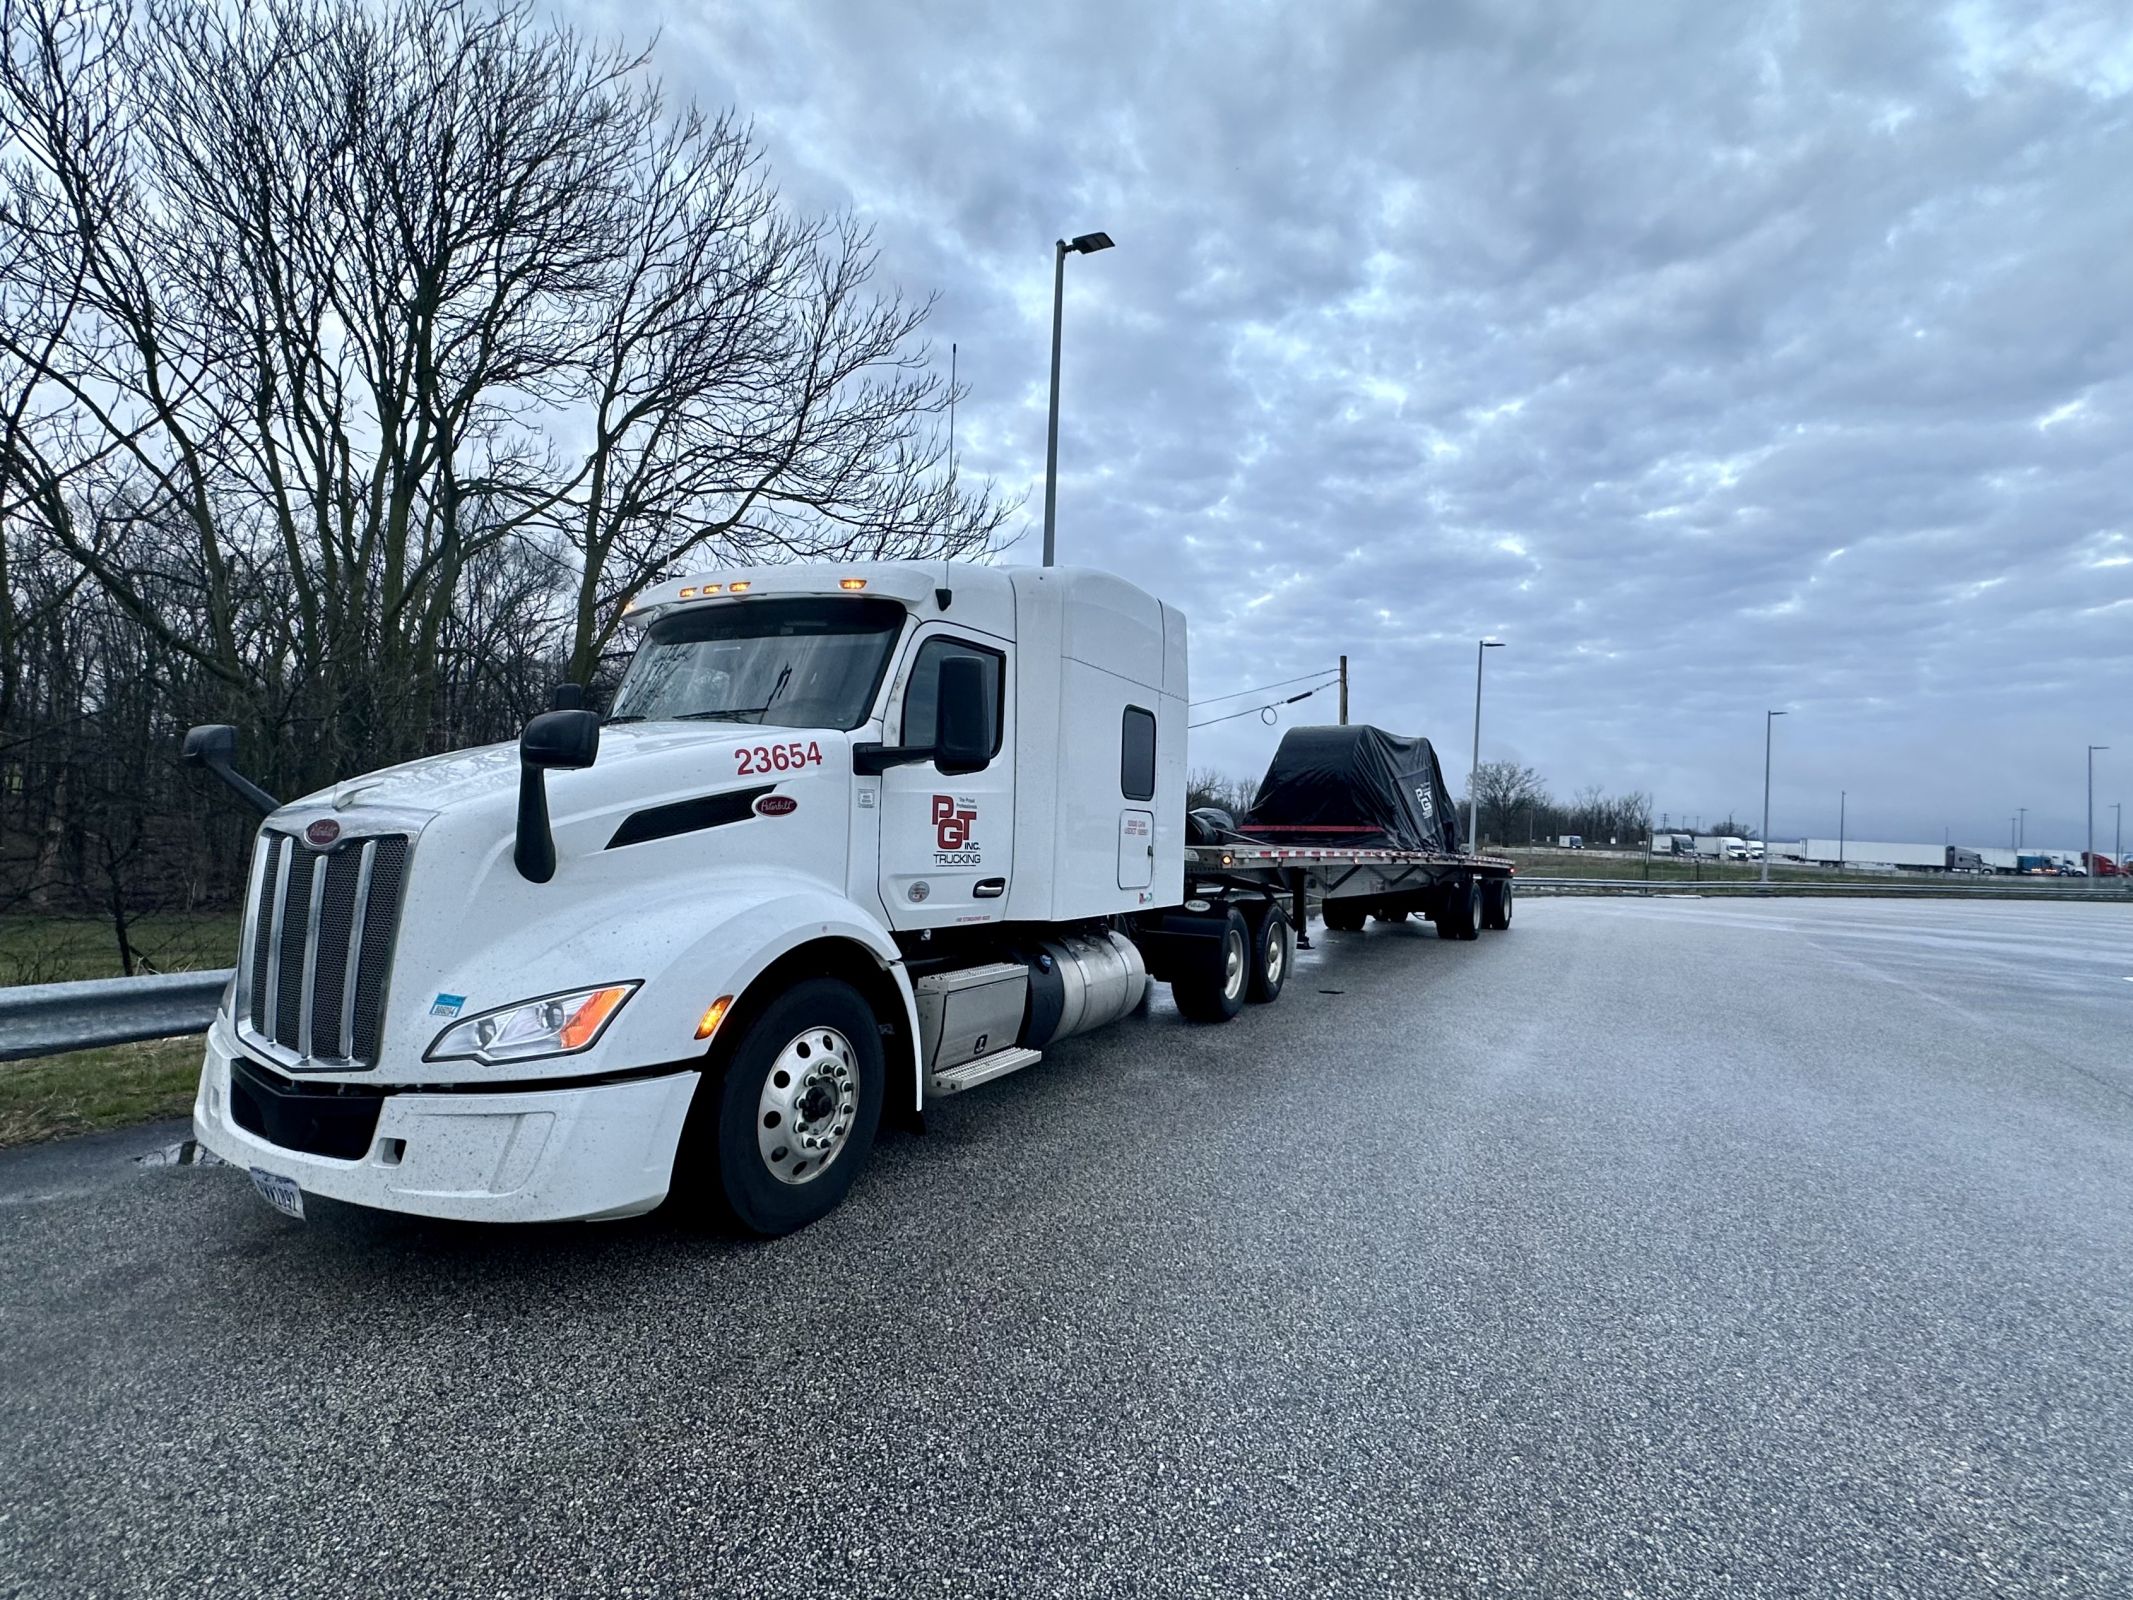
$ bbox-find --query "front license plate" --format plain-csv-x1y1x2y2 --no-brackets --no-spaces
248,1167,306,1221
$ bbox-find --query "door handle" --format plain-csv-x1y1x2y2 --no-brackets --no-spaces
973,878,1006,899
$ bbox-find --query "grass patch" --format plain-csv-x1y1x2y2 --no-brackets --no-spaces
0,1035,203,1148
0,913,241,986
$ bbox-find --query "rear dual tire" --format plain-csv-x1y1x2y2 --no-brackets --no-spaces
1435,878,1484,941
1173,908,1251,1023
1482,877,1514,931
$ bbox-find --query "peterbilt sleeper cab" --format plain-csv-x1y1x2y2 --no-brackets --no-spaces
189,563,1213,1234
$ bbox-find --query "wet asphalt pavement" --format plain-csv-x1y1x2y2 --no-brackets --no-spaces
4,897,2131,1598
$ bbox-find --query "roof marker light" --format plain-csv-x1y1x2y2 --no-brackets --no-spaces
727,581,750,593
702,583,724,595
679,586,697,599
839,577,868,591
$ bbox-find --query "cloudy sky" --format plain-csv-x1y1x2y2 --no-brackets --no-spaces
577,0,2130,850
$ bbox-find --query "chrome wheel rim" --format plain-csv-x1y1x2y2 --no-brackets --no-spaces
1223,929,1246,1000
757,1026,858,1186
1264,922,1286,986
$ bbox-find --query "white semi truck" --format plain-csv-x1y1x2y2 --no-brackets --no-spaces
183,563,1514,1234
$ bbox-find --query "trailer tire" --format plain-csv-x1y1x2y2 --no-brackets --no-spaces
1247,906,1291,1003
1321,900,1366,933
1172,908,1250,1023
1482,878,1514,931
689,977,885,1236
1438,878,1482,940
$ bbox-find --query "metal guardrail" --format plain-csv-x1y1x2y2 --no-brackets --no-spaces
0,877,2124,1064
1518,877,2132,899
0,969,231,1064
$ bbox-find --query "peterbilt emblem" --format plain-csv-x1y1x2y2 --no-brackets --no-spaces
304,819,342,848
754,794,798,817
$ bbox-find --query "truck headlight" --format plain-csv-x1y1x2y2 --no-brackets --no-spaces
425,983,638,1066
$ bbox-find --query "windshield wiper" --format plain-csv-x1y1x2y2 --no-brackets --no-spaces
604,714,648,724
676,705,773,723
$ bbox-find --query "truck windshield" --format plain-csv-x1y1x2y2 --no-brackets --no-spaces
609,598,906,730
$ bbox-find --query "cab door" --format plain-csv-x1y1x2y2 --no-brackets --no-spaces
877,628,1014,931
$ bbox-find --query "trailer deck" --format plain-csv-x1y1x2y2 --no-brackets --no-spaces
1183,841,1517,945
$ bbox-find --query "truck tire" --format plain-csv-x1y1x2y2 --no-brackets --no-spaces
1321,900,1366,933
1172,908,1250,1023
1438,878,1482,940
1247,906,1290,1003
1482,878,1514,931
694,978,885,1236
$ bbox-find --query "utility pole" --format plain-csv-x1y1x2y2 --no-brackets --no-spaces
2113,800,2122,879
2018,807,2027,849
1760,710,1785,885
1338,656,1348,725
2088,746,2109,876
1839,790,1846,873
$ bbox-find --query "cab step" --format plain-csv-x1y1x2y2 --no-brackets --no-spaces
928,1046,1042,1097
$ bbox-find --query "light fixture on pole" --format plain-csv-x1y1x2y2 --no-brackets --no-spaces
2088,745,2109,876
1468,638,1505,848
1760,711,1786,884
1041,230,1115,568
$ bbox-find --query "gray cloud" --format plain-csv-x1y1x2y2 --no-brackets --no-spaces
578,0,2133,848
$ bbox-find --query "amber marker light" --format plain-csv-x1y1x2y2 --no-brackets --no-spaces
695,995,735,1041
839,577,868,590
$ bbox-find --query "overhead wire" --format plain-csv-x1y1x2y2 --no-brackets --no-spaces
1189,668,1340,708
1188,677,1341,729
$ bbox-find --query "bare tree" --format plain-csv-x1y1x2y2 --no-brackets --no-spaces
1,0,1009,792
1462,759,1547,848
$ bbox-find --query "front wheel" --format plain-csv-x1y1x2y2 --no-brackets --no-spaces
1173,907,1250,1023
695,978,885,1236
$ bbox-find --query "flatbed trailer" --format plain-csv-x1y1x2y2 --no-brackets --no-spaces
1175,841,1518,946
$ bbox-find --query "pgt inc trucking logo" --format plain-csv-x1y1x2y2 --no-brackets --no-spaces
931,795,982,866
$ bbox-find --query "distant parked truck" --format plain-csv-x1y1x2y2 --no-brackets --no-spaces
2081,852,2121,877
1801,839,1946,871
1691,834,1747,858
1946,847,1987,873
1648,833,1690,856
1556,835,1583,849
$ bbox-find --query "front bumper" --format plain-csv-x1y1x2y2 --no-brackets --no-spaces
192,1015,699,1223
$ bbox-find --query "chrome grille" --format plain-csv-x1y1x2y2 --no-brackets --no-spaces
242,829,410,1067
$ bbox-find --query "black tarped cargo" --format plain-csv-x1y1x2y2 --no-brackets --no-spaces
1241,725,1462,853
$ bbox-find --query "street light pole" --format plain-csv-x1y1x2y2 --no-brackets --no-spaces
1041,231,1114,567
2113,800,2122,877
1839,790,1846,873
2088,746,2109,876
1468,638,1504,849
2018,807,2027,849
1760,710,1785,885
